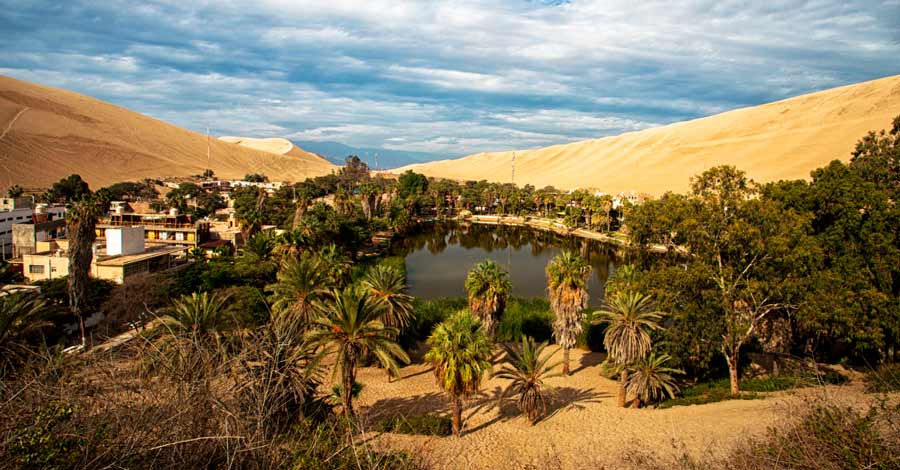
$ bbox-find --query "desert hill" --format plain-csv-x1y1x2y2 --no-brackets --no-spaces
395,74,900,195
0,75,336,191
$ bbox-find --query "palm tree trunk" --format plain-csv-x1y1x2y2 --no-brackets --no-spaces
563,347,570,375
452,395,462,437
342,355,356,418
617,369,628,407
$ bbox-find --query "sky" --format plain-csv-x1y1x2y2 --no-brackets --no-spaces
1,0,898,160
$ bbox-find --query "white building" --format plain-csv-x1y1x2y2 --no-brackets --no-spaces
0,198,65,259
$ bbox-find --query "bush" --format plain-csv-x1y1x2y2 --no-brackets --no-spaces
726,402,900,470
496,298,554,343
401,298,466,348
661,371,849,408
866,363,900,393
660,379,762,408
376,414,453,436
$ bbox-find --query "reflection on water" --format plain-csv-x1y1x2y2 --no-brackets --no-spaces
391,222,623,306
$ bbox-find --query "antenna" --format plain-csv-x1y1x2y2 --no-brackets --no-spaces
374,153,379,172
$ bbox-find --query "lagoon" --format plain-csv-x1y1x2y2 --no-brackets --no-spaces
392,222,623,306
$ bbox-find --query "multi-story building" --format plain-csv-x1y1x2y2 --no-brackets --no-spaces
21,227,186,284
0,198,65,259
98,207,210,248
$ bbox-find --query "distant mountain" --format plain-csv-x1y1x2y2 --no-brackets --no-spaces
294,141,439,169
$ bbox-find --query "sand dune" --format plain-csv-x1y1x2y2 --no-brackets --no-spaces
396,75,900,195
0,75,337,191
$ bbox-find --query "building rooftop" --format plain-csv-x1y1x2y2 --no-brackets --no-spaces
95,245,186,266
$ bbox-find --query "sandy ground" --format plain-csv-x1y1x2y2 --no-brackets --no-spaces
395,74,900,195
352,347,876,470
0,74,337,190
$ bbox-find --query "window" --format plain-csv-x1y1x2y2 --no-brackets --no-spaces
28,265,45,274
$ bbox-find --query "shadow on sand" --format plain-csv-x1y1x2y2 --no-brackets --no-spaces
571,351,607,374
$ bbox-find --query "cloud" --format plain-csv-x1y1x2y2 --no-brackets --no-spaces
0,0,897,161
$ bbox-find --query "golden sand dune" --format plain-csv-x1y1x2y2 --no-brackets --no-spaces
396,75,900,195
0,75,336,190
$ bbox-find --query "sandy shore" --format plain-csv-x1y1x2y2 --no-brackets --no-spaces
352,347,873,470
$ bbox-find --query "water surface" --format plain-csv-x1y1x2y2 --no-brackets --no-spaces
391,222,623,306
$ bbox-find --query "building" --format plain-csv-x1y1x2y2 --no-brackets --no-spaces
98,209,210,248
12,217,67,258
0,198,65,259
21,227,187,284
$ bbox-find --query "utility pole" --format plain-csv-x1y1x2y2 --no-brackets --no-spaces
206,126,211,175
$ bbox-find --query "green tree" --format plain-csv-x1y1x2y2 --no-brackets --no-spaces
65,194,104,348
424,311,493,436
362,265,414,331
465,259,512,338
624,352,682,407
0,291,48,374
546,251,591,375
398,170,428,199
595,290,662,407
6,185,24,198
267,256,328,324
51,174,91,202
308,288,409,417
495,336,561,424
165,291,230,336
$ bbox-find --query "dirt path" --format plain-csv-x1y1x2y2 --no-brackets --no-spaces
0,107,28,141
353,348,874,470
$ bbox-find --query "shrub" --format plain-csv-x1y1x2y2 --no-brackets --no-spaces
726,402,900,470
496,298,554,343
866,363,900,393
401,298,466,348
376,415,453,436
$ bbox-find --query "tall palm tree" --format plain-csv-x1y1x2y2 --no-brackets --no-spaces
464,259,511,338
595,290,662,407
0,292,48,374
66,195,104,348
495,336,562,424
424,311,493,436
268,256,328,324
362,265,414,331
308,288,410,417
625,352,683,407
546,251,592,375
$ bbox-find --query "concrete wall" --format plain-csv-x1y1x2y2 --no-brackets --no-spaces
22,253,69,283
105,227,145,256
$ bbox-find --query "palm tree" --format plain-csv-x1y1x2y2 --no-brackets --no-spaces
424,311,493,436
165,291,230,336
625,352,683,407
0,292,48,374
317,243,351,288
495,336,561,424
308,288,410,417
546,251,592,375
605,264,639,297
66,195,104,348
464,259,511,338
595,290,662,407
268,256,328,324
362,265,414,331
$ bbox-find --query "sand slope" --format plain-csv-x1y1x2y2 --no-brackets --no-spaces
0,75,336,190
396,75,900,195
357,348,878,469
